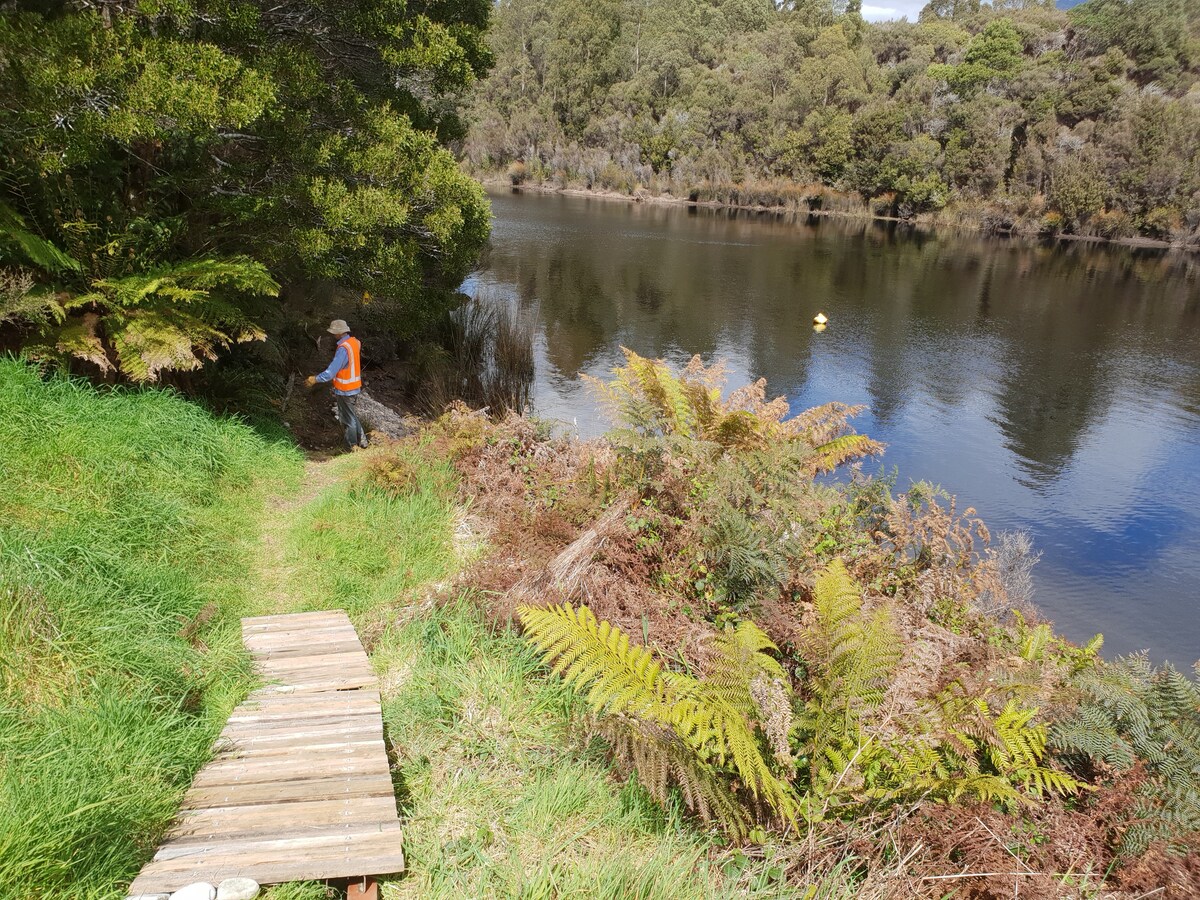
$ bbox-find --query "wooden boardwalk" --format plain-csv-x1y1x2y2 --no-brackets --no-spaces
129,611,405,894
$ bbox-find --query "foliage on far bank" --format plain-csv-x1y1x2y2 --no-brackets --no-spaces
415,348,1200,898
0,0,493,382
465,0,1200,244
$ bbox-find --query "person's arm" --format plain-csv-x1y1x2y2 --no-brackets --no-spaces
307,345,348,386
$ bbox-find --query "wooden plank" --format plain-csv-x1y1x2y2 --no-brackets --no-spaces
184,773,397,807
243,623,360,641
171,797,398,833
130,851,406,894
153,822,403,861
213,726,382,752
191,762,392,789
255,650,373,670
131,610,404,894
213,736,385,759
243,614,354,628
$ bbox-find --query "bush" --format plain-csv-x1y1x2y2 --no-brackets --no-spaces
1141,206,1183,240
507,160,529,185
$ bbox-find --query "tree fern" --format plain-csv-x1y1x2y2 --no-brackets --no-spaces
24,256,276,382
519,602,798,835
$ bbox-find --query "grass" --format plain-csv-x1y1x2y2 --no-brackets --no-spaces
0,358,301,899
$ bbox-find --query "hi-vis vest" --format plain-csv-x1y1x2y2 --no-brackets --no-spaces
333,336,362,392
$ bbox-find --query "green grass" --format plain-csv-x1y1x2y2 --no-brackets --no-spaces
0,358,301,899
280,450,459,618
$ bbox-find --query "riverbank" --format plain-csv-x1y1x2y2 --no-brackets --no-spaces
477,175,1198,253
4,357,1199,897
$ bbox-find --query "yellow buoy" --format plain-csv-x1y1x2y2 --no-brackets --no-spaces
813,312,828,326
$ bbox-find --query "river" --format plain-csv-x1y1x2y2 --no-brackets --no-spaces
467,188,1200,667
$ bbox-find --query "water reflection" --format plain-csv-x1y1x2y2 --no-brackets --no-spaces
470,190,1200,665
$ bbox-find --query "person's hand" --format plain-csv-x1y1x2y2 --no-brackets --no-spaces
305,375,317,388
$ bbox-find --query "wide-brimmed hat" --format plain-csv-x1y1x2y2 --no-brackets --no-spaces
326,319,350,335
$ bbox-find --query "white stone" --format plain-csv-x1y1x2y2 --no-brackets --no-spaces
169,883,216,900
127,894,169,900
216,879,260,900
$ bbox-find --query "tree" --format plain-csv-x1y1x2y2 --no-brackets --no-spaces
0,0,493,380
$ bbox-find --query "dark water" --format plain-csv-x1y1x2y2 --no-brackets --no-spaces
466,189,1200,667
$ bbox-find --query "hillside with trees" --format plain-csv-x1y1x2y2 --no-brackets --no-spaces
463,0,1200,244
0,0,492,383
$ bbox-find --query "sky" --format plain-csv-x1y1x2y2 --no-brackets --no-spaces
861,1,927,20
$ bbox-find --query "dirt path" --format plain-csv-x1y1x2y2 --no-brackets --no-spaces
254,455,341,614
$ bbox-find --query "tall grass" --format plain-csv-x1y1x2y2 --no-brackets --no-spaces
414,294,535,417
0,358,301,898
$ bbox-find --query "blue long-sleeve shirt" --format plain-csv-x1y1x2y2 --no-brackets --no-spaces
315,343,361,395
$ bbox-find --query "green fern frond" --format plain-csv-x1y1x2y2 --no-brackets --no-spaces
809,433,885,474
519,603,670,719
703,620,785,717
519,602,799,831
0,201,82,274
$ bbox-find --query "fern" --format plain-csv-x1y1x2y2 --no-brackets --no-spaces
585,348,882,465
0,201,82,275
519,603,798,835
25,256,276,382
793,562,1080,816
1050,654,1200,855
795,561,900,814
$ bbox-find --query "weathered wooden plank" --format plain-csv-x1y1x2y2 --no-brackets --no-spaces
184,773,397,807
213,726,382,752
190,757,390,789
243,623,360,641
152,822,404,862
241,614,350,628
170,796,398,833
248,643,364,662
213,736,385,759
256,651,373,670
131,610,404,893
130,850,406,895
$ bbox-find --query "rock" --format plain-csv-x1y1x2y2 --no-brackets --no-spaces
216,878,260,900
127,894,169,900
169,883,216,900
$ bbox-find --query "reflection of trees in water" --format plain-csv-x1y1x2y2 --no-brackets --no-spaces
482,196,1199,481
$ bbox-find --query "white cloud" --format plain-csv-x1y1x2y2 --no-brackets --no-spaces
861,0,926,21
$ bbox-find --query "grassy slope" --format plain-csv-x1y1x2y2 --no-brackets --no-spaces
0,360,301,898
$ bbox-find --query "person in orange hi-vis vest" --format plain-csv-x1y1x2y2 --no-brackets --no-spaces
306,319,368,450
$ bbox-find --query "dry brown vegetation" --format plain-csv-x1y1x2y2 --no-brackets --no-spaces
384,351,1200,898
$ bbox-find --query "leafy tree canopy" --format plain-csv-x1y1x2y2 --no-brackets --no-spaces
465,0,1200,237
0,0,493,381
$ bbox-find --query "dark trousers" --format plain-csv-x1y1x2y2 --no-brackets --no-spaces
335,392,366,449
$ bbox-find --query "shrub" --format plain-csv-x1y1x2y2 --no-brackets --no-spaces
507,160,529,185
1141,206,1183,240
